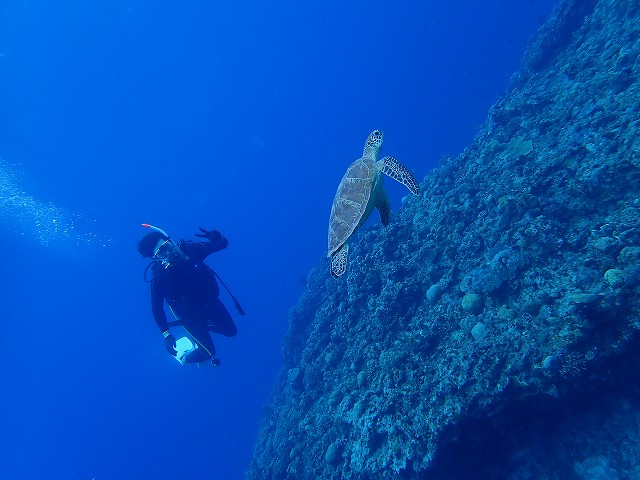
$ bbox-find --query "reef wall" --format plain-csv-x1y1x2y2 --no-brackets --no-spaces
247,0,640,478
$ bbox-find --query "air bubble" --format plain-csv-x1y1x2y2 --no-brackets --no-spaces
0,157,109,247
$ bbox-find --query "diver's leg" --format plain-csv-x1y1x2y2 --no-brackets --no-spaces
181,318,216,363
207,299,238,337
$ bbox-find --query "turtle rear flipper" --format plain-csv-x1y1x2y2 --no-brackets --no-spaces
376,188,391,226
330,244,349,278
379,156,420,195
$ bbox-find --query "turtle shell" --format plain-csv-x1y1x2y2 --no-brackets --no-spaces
327,157,379,257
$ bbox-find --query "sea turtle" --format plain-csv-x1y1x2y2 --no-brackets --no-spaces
327,129,420,278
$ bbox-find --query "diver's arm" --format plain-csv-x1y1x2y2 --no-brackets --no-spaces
185,231,229,260
148,274,177,356
150,286,169,333
203,233,228,256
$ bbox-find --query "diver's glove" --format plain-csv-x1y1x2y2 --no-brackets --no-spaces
195,227,222,243
163,330,177,356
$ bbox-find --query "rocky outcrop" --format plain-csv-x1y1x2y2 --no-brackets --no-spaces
247,0,640,478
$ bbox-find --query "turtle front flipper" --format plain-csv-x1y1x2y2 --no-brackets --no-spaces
330,243,349,277
379,156,420,195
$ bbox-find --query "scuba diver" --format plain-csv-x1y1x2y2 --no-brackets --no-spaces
137,224,244,367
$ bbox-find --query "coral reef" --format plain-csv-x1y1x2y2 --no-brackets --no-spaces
247,0,640,478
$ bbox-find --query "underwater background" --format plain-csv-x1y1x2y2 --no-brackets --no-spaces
0,1,556,479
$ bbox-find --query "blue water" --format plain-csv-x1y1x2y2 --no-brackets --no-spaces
0,1,556,479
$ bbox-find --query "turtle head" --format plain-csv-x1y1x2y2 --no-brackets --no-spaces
363,130,384,159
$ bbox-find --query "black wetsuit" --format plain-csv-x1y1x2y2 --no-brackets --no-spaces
149,237,237,362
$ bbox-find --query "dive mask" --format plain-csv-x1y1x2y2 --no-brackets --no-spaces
142,223,189,265
153,238,175,260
